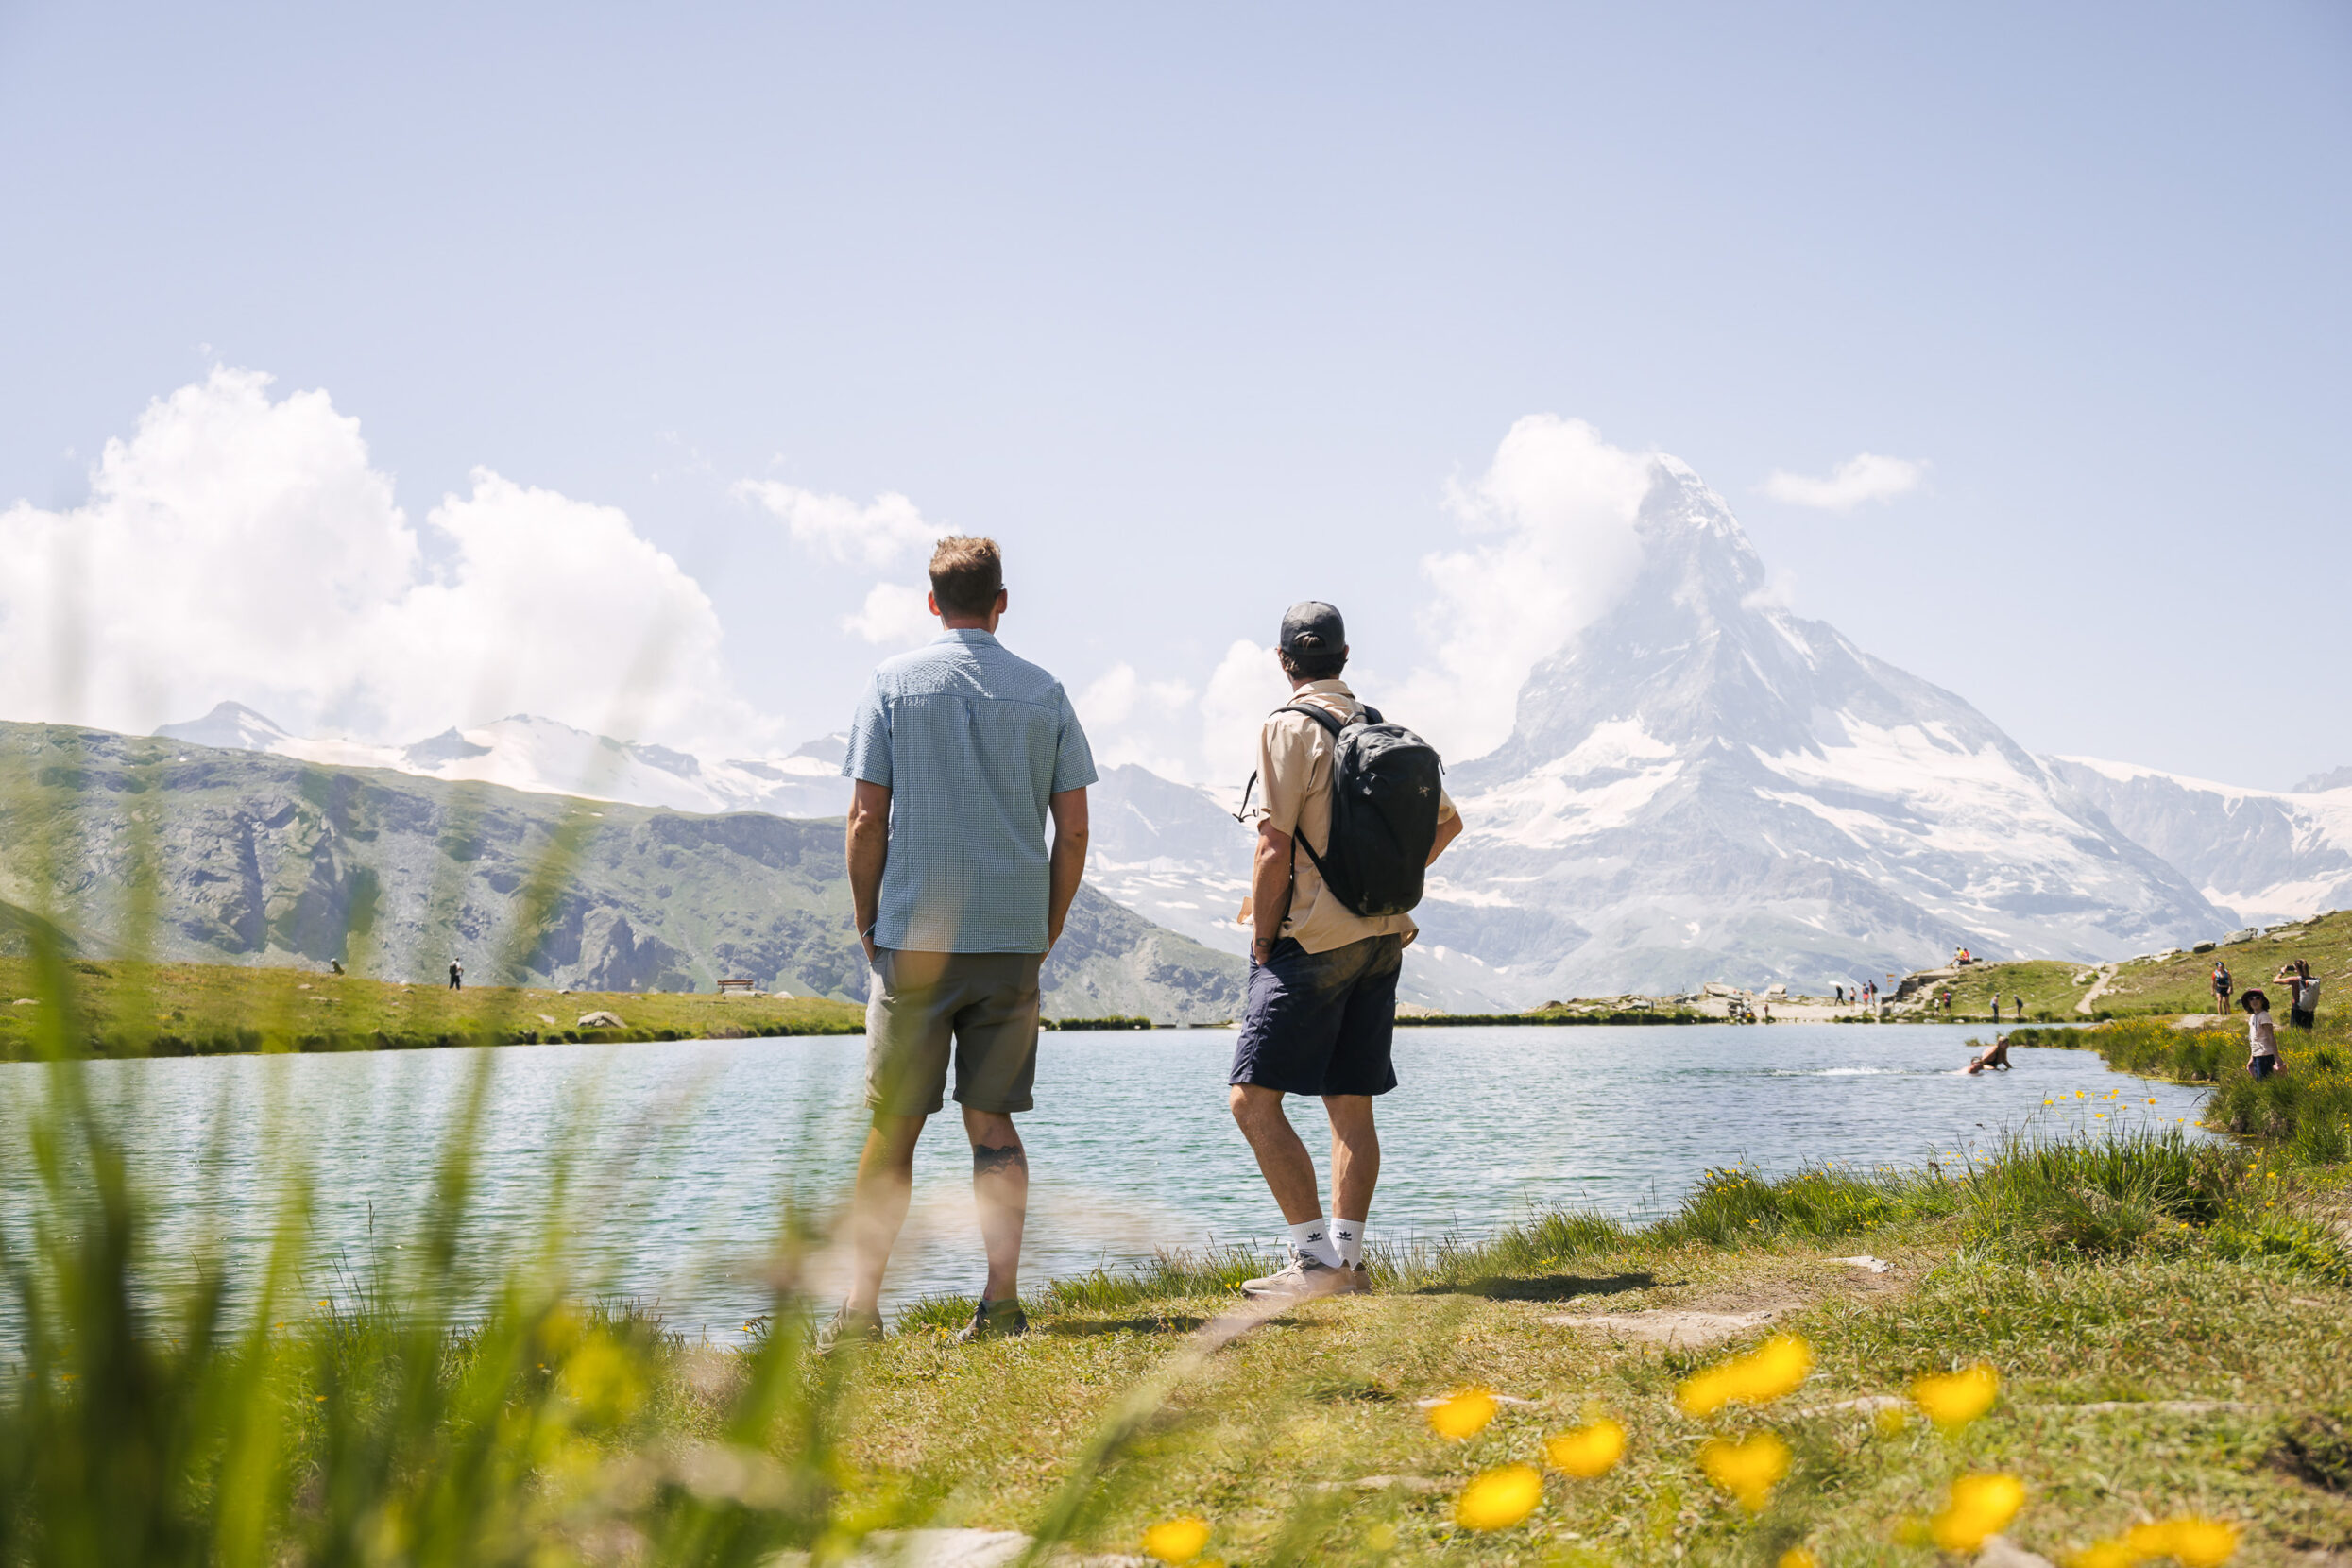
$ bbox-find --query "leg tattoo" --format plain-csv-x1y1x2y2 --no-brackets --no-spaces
972,1143,1028,1176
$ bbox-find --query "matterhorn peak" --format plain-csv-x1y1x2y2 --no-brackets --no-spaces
1419,451,2221,998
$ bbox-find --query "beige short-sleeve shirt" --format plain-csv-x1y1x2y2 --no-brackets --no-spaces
1244,680,1457,954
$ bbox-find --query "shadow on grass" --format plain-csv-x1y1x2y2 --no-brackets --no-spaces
1412,1270,1658,1302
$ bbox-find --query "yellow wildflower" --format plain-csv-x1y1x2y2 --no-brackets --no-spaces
1697,1431,1790,1514
1455,1463,1543,1530
1912,1362,1999,1430
2080,1517,2240,1568
1780,1551,1818,1568
1933,1473,2025,1552
1543,1418,1626,1477
1427,1388,1497,1440
1677,1334,1814,1416
1141,1516,1211,1563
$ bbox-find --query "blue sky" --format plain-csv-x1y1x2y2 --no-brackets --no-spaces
2,2,2346,786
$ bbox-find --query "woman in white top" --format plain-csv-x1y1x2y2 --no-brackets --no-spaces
2241,988,2282,1080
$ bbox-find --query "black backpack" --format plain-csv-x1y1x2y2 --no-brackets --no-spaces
1240,701,1445,918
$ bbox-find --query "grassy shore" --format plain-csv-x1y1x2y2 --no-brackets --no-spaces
1930,910,2352,1022
7,995,2352,1561
0,952,862,1059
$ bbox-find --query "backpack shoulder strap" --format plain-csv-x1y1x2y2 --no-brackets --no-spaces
1274,701,1346,736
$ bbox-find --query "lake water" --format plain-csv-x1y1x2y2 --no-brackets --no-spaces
0,1024,2212,1333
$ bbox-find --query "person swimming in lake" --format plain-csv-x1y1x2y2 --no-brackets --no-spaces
1966,1035,2012,1074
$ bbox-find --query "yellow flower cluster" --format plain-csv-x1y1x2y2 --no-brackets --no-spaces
1912,1362,1999,1430
1426,1388,1497,1440
2067,1517,2240,1568
1140,1515,1211,1563
1455,1464,1543,1530
1676,1334,1814,1417
1932,1473,2026,1552
1543,1418,1626,1478
1698,1431,1791,1514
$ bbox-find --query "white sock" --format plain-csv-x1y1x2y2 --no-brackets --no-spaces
1330,1218,1364,1268
1287,1217,1339,1268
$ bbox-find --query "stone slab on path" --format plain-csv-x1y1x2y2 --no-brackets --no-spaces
1543,1306,1784,1346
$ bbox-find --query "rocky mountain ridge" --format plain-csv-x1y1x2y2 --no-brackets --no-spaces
0,723,1242,1021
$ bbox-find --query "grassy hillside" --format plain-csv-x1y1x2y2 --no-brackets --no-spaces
0,952,863,1058
1930,908,2352,1021
0,720,1247,1022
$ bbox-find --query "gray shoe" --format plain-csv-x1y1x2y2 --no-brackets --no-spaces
1347,1263,1372,1294
812,1304,884,1356
953,1297,1030,1343
1240,1253,1352,1299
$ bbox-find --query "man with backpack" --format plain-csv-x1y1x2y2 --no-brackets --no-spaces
1228,601,1462,1299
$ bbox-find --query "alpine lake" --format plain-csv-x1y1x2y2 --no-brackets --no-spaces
1,1022,2212,1333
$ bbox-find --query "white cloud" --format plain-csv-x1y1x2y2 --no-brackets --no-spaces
1076,662,1202,777
1760,452,1925,510
0,367,759,751
1199,639,1293,790
736,480,942,568
1390,415,1657,763
840,581,937,645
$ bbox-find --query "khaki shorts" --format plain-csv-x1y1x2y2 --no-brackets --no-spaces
865,947,1044,1116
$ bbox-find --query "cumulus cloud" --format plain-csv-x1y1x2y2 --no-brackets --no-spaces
0,367,758,751
735,480,942,568
1075,662,1201,776
1199,639,1293,791
1389,415,1657,763
839,581,937,645
1760,452,1924,510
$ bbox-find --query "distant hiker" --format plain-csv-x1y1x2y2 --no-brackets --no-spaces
2211,961,2232,1018
2241,988,2281,1078
1990,995,2001,1022
2275,960,2321,1031
1834,984,1846,1006
1228,601,1461,1299
448,960,462,991
1967,1035,2012,1074
830,536,1095,1351
2014,993,2025,1020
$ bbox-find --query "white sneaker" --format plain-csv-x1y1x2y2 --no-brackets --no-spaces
1240,1253,1354,1299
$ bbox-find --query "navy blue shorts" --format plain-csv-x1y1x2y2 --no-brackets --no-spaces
1229,934,1403,1097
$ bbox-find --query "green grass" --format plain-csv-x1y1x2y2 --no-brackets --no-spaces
1954,909,2352,1020
9,1015,2352,1563
0,952,862,1059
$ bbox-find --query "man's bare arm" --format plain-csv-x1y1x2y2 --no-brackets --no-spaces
1046,786,1090,949
1250,821,1293,963
846,779,892,962
1427,811,1464,866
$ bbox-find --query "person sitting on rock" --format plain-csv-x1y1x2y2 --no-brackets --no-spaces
1967,1035,2012,1074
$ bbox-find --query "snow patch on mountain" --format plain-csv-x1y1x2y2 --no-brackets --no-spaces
2044,756,2352,926
156,702,854,818
1415,454,2224,1000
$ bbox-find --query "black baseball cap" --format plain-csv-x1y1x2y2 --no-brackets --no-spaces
1279,601,1345,656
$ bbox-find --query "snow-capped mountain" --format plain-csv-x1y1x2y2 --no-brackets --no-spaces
1398,457,2227,1000
159,438,2292,1008
154,703,854,819
2041,757,2352,927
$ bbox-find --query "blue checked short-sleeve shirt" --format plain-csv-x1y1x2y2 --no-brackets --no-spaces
844,629,1098,953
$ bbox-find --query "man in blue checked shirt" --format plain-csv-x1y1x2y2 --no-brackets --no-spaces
821,535,1096,1352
